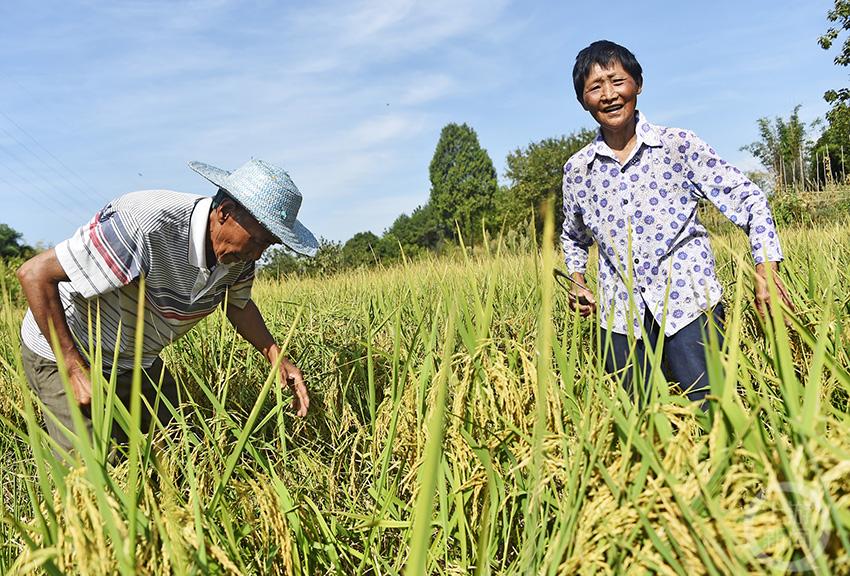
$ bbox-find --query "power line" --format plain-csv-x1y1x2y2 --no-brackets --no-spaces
0,109,109,206
0,74,136,199
0,170,82,230
0,137,91,217
0,77,124,243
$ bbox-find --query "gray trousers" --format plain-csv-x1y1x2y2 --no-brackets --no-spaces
20,343,179,457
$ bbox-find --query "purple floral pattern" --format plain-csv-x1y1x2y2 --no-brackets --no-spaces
561,112,783,337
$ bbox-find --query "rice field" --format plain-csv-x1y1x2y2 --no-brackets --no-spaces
1,216,849,575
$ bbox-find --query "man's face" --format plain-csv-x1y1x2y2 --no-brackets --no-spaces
581,60,641,135
211,201,279,265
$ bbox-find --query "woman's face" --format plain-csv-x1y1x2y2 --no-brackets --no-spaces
581,59,642,137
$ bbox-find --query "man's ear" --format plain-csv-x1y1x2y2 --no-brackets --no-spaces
216,198,236,222
637,83,643,95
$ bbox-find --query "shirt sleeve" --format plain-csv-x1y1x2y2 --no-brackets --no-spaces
55,206,149,299
682,131,783,264
226,262,255,309
561,164,594,274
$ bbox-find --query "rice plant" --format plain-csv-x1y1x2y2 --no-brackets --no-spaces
0,218,849,574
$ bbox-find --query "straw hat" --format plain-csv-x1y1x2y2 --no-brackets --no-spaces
189,159,318,257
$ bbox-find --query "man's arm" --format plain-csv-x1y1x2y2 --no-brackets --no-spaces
225,300,309,417
17,249,93,405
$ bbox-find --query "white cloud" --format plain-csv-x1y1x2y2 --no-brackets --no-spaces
398,74,456,105
343,114,425,148
290,0,511,70
342,0,419,41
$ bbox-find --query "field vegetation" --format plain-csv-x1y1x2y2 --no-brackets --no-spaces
1,213,850,574
0,3,848,574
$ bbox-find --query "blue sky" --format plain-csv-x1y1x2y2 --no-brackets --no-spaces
0,0,845,247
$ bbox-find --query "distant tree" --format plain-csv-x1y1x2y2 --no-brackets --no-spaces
819,0,850,109
261,237,343,278
0,223,34,259
497,129,596,238
383,203,442,258
428,123,498,246
811,103,850,185
341,231,382,269
741,105,813,191
261,246,302,278
745,170,774,195
816,1,850,184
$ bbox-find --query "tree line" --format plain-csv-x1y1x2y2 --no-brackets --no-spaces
262,123,596,278
0,224,34,260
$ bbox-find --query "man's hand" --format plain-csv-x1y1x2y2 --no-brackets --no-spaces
567,272,597,317
226,301,311,418
68,360,93,407
278,356,309,418
17,248,93,406
754,261,794,319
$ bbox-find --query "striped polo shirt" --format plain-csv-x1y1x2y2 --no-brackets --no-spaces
21,190,254,372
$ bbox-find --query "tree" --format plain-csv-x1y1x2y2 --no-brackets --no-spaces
741,105,812,191
811,103,850,185
341,231,383,269
744,170,773,194
261,238,342,278
0,223,34,259
819,0,850,108
383,203,442,258
497,129,596,238
428,123,498,246
816,1,850,185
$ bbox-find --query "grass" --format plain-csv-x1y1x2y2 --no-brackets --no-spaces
0,218,849,574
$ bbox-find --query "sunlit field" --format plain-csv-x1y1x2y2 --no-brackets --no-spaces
1,217,849,575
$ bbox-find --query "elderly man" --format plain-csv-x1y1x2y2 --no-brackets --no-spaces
561,40,793,406
17,158,316,455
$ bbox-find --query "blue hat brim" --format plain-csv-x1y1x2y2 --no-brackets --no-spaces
188,160,231,187
275,218,319,257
